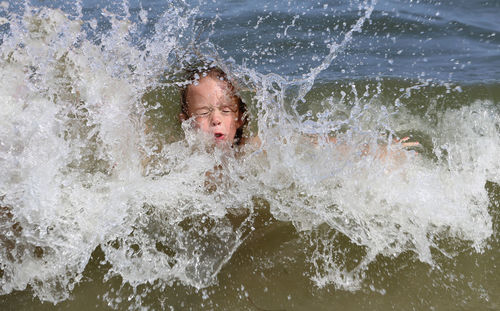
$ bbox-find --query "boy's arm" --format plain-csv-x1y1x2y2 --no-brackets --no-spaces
246,134,418,154
342,136,420,161
312,134,419,161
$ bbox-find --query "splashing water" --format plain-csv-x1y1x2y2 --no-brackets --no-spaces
0,0,499,310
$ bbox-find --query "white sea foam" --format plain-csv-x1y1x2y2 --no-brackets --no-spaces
0,1,497,306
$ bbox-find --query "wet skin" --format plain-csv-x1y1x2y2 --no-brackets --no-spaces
183,74,243,146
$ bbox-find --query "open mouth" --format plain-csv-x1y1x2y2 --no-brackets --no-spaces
214,133,225,140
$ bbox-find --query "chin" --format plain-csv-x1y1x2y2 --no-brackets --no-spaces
214,138,234,149
215,139,229,145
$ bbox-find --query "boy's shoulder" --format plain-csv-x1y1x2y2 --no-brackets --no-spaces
245,136,261,147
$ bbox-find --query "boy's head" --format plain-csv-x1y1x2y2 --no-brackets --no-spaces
180,67,247,146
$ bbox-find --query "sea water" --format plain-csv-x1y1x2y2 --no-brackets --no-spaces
0,0,499,310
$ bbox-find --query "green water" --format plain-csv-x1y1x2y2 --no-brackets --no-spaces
2,183,499,310
1,0,499,309
2,80,499,310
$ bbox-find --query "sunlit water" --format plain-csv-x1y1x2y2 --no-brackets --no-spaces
1,0,499,310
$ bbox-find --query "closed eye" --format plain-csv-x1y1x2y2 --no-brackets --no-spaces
195,108,211,116
221,106,237,113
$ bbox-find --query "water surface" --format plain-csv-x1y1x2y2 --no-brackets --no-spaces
0,0,499,310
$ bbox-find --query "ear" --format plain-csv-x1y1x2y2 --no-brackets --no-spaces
179,113,188,122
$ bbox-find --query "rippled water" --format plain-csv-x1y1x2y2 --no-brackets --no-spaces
0,0,499,310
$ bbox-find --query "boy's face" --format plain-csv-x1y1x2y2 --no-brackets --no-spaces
184,74,243,145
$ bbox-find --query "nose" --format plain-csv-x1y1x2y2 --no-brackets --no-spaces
210,110,222,126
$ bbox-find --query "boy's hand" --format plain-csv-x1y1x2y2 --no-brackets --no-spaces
376,136,420,162
397,136,420,148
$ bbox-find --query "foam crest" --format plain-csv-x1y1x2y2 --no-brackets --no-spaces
0,5,160,302
0,1,497,308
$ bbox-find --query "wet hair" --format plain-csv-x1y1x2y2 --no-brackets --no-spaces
179,66,248,145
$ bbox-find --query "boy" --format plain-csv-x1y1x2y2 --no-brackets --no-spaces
179,67,249,148
178,66,418,155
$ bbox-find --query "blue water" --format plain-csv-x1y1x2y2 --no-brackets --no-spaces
5,0,499,82
203,0,500,82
